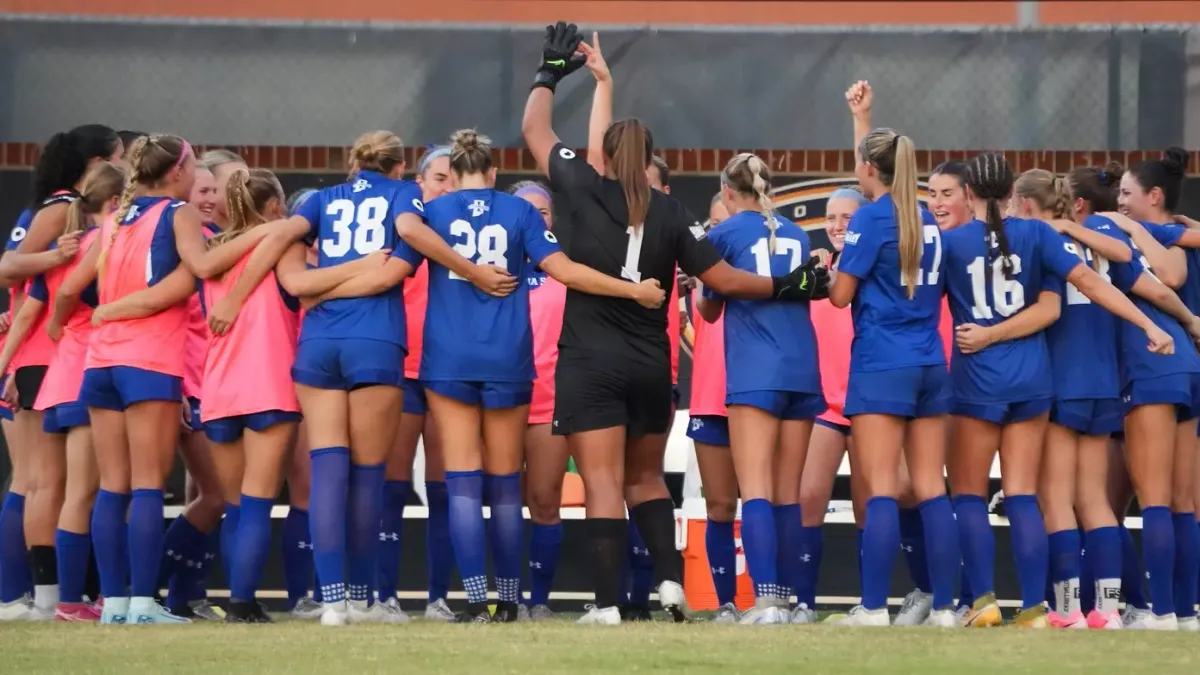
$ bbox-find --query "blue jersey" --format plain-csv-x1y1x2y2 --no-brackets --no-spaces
1092,215,1200,385
838,194,945,372
943,217,1080,404
1139,220,1200,316
293,170,423,346
124,197,184,286
419,189,561,382
525,259,548,290
704,211,821,395
6,209,31,252
1046,223,1121,400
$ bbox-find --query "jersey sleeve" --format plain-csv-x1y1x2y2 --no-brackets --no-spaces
389,183,426,223
673,204,721,279
546,143,600,194
27,274,48,302
837,209,881,279
519,202,561,267
294,191,323,246
1037,221,1085,281
1141,221,1183,248
699,223,733,300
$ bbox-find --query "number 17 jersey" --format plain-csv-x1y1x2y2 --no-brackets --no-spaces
293,169,424,347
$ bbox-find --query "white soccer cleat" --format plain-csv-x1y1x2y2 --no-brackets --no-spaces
1121,606,1152,628
424,598,456,622
0,594,34,622
893,590,933,626
290,597,324,621
711,602,740,624
833,605,891,627
1176,616,1199,632
790,603,818,625
320,600,349,627
1126,611,1178,631
924,609,960,628
656,581,692,623
528,604,555,622
577,605,621,625
738,605,785,625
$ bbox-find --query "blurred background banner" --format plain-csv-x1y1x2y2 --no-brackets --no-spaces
0,17,1191,151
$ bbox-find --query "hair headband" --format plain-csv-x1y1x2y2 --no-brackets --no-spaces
514,184,551,204
174,140,192,170
418,146,451,175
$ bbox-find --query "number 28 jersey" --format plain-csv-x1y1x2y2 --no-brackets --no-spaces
294,170,424,347
942,217,1082,404
421,188,562,383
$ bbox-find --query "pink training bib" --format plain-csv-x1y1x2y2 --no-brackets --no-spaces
668,268,680,385
688,286,727,417
938,295,953,366
811,297,853,426
402,263,428,380
181,294,208,399
200,249,298,422
33,228,101,411
86,200,188,376
528,274,566,425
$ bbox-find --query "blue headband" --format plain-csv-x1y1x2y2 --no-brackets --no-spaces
418,146,451,175
513,183,552,204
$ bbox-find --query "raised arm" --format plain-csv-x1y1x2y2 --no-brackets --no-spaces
846,81,873,170
522,22,588,177
582,32,613,174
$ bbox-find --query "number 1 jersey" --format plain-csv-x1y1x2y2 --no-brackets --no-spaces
294,170,424,346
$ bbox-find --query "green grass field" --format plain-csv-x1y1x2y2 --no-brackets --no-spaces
1,620,1198,674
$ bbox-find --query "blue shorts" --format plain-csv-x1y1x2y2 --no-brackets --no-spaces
402,378,427,416
954,398,1052,425
1122,373,1200,421
42,402,89,433
424,380,533,410
78,366,182,411
844,365,952,419
292,338,405,391
0,375,11,421
726,390,826,421
814,418,851,436
686,414,729,446
204,410,302,443
186,397,202,432
1051,398,1124,436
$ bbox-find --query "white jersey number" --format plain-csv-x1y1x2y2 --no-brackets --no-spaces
1064,243,1112,306
322,197,388,259
621,225,644,283
966,254,1025,319
905,225,943,287
749,237,805,276
448,220,509,280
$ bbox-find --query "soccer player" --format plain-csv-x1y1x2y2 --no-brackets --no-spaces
523,22,827,625
700,153,825,624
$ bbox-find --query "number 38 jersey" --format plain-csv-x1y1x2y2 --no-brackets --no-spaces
293,170,424,347
703,210,820,396
942,216,1082,404
420,188,561,383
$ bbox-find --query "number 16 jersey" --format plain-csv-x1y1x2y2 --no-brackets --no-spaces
293,169,424,347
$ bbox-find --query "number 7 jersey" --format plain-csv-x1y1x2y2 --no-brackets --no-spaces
292,169,424,347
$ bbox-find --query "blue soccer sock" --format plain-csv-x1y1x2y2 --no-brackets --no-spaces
795,525,823,608
528,522,563,607
1119,524,1149,610
346,463,385,604
706,519,737,607
741,499,778,601
1173,512,1198,619
1141,506,1175,616
953,494,994,601
1047,528,1081,615
162,516,205,611
856,528,865,590
127,489,165,598
1003,494,1048,611
424,480,453,603
191,528,219,603
0,492,32,602
861,497,899,610
446,470,487,604
281,507,313,607
91,490,129,599
625,521,654,606
918,495,959,610
1079,533,1095,613
774,504,801,604
376,480,410,603
899,506,932,594
485,473,523,604
1085,526,1121,614
309,447,350,604
229,495,274,603
54,529,90,604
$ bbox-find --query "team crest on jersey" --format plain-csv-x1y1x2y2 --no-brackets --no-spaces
352,179,370,193
558,148,576,160
468,199,489,217
123,205,141,223
770,176,931,249
544,230,558,244
412,198,425,213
